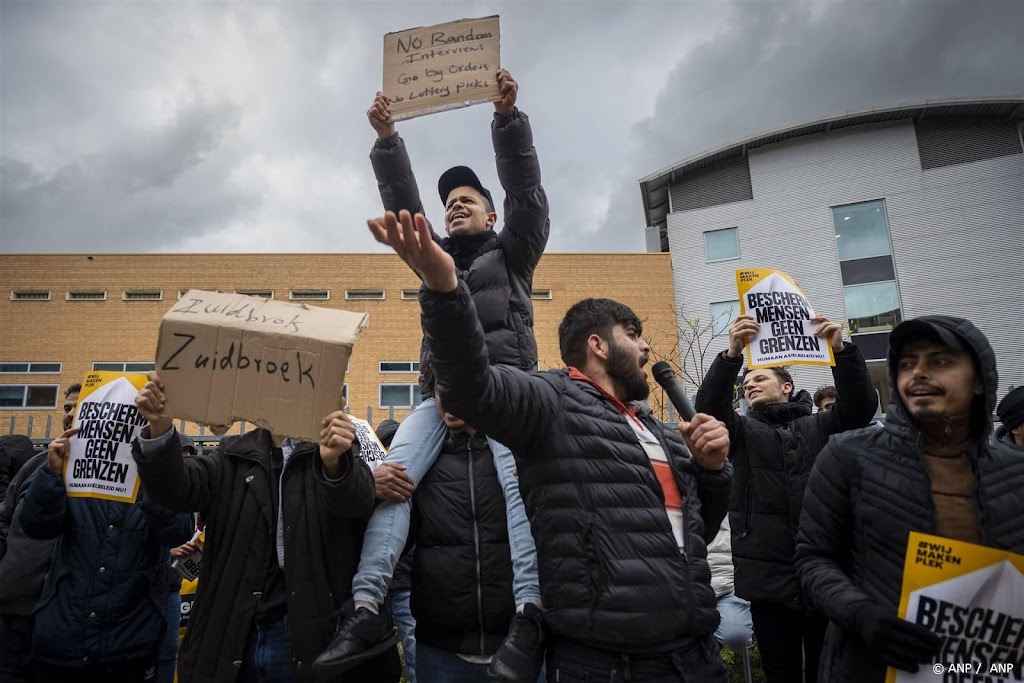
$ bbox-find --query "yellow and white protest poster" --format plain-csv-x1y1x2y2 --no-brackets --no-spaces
171,528,205,582
886,532,1024,682
735,268,836,369
66,371,149,503
383,16,501,121
351,415,387,471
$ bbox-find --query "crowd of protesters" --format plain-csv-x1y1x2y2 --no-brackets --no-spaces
1,70,1022,683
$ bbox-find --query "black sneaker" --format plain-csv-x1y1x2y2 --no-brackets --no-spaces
487,604,545,682
312,605,398,680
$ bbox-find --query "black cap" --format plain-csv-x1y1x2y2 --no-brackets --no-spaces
375,419,400,450
997,386,1024,432
889,318,965,356
438,166,494,212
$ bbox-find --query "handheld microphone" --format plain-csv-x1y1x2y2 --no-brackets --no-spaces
651,361,696,422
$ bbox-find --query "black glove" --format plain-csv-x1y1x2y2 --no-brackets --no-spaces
855,604,942,672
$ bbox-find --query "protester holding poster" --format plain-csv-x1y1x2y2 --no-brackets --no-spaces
694,311,876,682
317,66,549,682
131,372,402,683
797,316,1024,682
19,374,194,682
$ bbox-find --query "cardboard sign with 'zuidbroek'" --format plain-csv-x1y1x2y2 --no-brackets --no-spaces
155,290,367,442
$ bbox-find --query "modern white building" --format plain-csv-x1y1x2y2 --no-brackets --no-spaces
639,98,1024,412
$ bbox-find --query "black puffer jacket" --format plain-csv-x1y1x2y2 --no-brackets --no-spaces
422,282,732,654
410,430,515,656
0,435,36,506
695,345,877,608
796,316,1024,682
370,109,549,395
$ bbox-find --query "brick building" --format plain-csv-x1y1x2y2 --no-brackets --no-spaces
1,253,680,439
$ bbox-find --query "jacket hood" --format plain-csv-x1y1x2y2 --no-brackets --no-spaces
749,388,814,425
885,315,997,440
0,435,37,475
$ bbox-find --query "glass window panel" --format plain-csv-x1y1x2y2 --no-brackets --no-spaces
380,384,414,408
380,362,413,373
0,363,30,373
832,200,892,261
124,362,155,372
843,281,903,333
839,256,896,286
0,386,26,407
29,363,62,373
93,363,125,371
710,300,740,336
704,228,740,262
26,386,57,407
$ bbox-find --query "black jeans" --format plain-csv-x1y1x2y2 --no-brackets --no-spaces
749,601,827,683
546,637,727,683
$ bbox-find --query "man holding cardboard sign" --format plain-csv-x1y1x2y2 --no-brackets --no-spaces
316,66,549,683
131,373,402,683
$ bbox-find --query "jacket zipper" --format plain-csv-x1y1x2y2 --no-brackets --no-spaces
467,441,486,654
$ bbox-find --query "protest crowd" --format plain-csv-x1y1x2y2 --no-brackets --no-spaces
1,63,1023,683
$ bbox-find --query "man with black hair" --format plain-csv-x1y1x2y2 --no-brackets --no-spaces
364,209,734,682
317,68,549,683
695,313,877,683
797,316,1024,681
812,385,838,412
996,386,1024,450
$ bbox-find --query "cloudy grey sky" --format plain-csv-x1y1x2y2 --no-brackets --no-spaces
1,0,1021,254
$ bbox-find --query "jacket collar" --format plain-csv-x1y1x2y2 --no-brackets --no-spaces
748,389,814,426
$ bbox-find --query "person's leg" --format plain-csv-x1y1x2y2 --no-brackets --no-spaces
239,616,293,683
156,589,181,683
417,643,496,682
488,438,541,609
351,399,446,610
749,601,804,683
390,588,417,682
714,591,753,652
801,612,828,683
669,636,728,683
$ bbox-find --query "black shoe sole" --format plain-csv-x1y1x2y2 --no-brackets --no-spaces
312,633,400,680
487,656,533,683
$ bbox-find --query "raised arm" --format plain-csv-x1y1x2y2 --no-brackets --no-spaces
695,351,743,435
132,426,219,514
818,340,878,435
491,71,550,272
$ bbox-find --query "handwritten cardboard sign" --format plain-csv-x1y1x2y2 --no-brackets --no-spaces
155,290,367,442
66,371,149,503
736,268,835,369
383,15,501,121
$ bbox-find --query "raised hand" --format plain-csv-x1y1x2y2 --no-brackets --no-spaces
726,315,760,359
136,371,174,439
811,316,845,353
368,210,458,293
47,427,80,477
367,91,395,139
494,69,518,114
319,410,356,478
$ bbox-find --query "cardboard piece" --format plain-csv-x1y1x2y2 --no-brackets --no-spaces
155,290,367,442
383,15,501,122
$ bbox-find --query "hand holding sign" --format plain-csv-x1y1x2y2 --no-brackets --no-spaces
494,69,517,114
48,427,80,477
368,91,395,139
136,372,174,440
810,316,845,354
726,314,760,360
319,411,356,478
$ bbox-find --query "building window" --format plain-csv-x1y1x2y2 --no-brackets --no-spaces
92,362,156,372
709,300,740,336
400,289,419,300
832,200,892,261
290,289,330,301
842,281,903,334
703,228,740,262
10,290,51,301
0,362,62,374
0,384,59,409
178,288,221,299
531,289,553,300
345,289,385,301
379,361,420,373
67,290,107,301
379,384,423,409
123,290,163,301
236,289,274,299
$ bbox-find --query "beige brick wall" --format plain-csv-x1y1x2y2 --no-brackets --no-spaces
0,253,678,439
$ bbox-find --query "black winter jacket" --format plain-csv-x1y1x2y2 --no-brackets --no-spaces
0,435,36,506
695,345,877,608
422,282,732,654
410,430,515,656
370,109,549,395
133,428,400,683
0,453,56,616
796,316,1024,682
